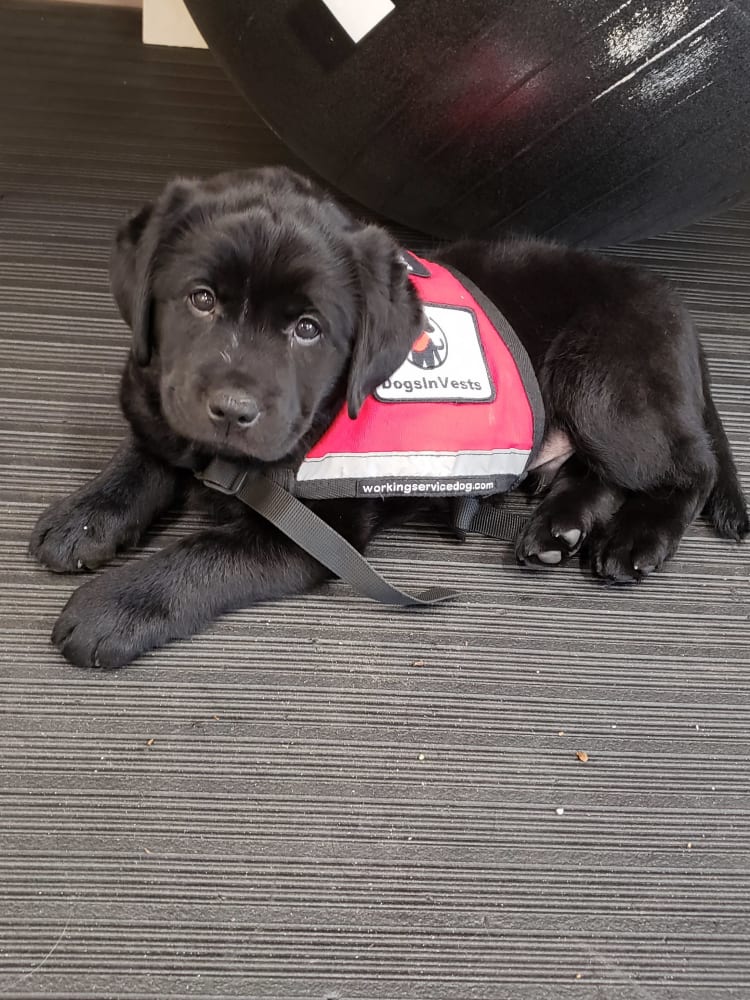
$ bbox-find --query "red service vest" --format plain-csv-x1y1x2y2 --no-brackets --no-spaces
294,251,544,500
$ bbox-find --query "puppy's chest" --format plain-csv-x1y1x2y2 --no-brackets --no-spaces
188,482,253,524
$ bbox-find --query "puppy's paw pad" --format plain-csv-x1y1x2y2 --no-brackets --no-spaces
555,527,582,548
537,549,563,565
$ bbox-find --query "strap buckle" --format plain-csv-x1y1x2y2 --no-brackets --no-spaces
195,457,249,496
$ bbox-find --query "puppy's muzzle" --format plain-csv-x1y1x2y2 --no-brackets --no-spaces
206,389,261,430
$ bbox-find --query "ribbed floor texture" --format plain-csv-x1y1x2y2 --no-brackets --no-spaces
1,2,749,997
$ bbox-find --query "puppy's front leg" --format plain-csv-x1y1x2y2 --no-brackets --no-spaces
30,435,181,572
51,519,336,668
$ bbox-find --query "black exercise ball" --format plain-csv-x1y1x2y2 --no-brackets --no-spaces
185,0,750,245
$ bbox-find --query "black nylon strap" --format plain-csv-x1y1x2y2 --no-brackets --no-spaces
451,496,529,542
470,503,529,541
197,459,458,607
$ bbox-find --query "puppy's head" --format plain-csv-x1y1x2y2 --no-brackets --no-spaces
110,167,422,463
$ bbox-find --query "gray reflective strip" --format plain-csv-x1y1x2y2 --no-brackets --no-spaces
296,448,531,483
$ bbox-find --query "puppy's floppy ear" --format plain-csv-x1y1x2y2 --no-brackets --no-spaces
109,203,154,364
109,178,196,366
346,226,423,419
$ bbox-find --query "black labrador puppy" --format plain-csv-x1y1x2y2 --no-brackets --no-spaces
30,167,748,668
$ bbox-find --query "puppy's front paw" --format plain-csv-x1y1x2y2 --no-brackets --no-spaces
30,495,141,573
51,569,171,668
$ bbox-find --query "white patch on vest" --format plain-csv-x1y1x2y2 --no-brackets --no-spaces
320,0,395,43
375,304,494,403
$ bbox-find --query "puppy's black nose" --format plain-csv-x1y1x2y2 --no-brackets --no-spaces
207,390,260,428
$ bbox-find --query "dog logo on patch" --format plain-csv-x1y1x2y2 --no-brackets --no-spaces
375,303,494,404
408,318,448,370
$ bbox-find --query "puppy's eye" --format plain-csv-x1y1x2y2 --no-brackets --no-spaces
293,315,322,343
188,288,216,314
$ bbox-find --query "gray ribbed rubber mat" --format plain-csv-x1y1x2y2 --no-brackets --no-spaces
1,2,749,997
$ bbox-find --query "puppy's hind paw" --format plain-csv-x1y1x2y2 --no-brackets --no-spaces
516,515,585,568
591,523,677,583
516,504,586,566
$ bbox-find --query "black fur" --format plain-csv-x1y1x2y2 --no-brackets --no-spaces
29,167,748,667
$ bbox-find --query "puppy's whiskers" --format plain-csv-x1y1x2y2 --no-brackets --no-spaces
219,349,231,364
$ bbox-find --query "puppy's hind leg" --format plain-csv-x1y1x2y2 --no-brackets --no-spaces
579,419,717,583
542,293,724,583
592,364,747,582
